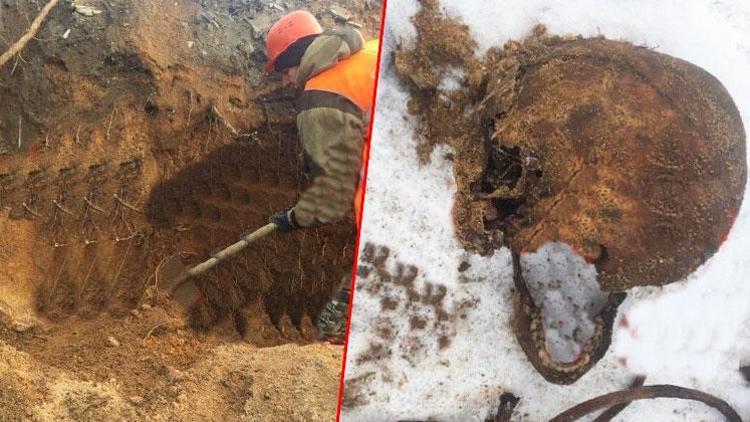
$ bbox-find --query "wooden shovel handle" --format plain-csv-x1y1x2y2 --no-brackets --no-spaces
186,223,277,277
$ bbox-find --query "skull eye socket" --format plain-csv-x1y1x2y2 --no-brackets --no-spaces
489,197,525,224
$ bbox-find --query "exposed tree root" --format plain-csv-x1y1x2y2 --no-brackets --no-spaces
0,0,61,67
486,392,520,422
592,376,645,422
549,384,742,422
740,364,750,383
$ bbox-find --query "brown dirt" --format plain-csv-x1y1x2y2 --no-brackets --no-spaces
0,313,344,421
1,0,381,419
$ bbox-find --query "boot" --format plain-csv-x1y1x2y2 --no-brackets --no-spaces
317,279,351,345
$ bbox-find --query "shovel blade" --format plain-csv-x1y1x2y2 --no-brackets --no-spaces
157,255,189,292
172,279,201,310
157,255,200,309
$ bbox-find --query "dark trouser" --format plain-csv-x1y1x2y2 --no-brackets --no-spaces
335,270,352,303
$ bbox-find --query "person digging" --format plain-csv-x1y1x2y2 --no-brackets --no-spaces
265,11,378,344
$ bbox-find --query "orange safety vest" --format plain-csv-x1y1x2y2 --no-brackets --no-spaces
304,39,379,229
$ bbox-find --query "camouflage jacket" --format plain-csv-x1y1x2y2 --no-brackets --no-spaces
290,28,366,228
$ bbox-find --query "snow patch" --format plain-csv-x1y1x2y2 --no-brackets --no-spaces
437,67,465,92
521,242,608,364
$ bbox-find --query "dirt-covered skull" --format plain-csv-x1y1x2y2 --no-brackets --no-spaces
476,37,746,291
395,1,746,385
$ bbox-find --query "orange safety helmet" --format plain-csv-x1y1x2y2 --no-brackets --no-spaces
265,11,322,73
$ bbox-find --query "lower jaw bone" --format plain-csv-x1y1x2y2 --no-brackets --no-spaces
511,244,626,384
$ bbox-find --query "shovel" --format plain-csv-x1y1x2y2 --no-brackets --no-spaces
158,222,277,308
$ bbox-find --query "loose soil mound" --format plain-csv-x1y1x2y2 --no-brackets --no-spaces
0,312,344,421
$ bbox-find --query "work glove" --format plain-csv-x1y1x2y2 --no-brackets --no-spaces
271,208,300,232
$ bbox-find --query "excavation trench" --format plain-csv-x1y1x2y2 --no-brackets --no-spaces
145,124,356,333
1,115,355,342
0,0,380,418
0,6,389,422
0,0,367,339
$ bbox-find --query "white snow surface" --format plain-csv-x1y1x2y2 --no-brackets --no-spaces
521,242,608,364
344,0,750,420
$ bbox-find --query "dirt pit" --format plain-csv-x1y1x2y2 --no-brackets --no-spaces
395,0,745,384
1,0,381,419
0,311,344,421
